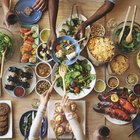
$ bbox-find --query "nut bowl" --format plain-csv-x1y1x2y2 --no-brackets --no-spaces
87,37,115,66
112,21,140,53
35,79,51,95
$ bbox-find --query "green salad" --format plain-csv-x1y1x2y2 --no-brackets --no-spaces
56,59,96,94
0,32,13,61
114,25,140,53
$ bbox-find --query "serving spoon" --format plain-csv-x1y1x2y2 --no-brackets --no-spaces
0,47,7,97
118,6,131,44
125,5,137,44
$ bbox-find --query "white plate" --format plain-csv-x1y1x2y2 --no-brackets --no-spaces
105,114,137,125
47,100,86,139
51,56,96,99
2,63,36,97
57,14,91,51
0,100,12,139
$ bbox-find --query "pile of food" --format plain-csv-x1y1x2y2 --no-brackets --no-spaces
87,37,115,63
93,87,137,122
56,59,95,94
0,103,10,136
5,66,33,91
20,25,39,63
109,54,129,75
114,25,140,53
55,40,76,61
51,102,80,137
0,32,13,61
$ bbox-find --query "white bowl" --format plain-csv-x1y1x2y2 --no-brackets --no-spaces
37,42,52,63
107,76,119,89
35,79,51,95
94,79,106,93
39,28,50,42
35,62,52,79
125,73,138,86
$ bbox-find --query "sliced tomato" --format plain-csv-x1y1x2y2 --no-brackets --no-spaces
56,45,60,52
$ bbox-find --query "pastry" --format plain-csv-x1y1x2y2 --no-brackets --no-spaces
0,103,10,116
55,103,63,113
53,113,64,124
65,122,72,133
70,102,77,112
55,125,65,136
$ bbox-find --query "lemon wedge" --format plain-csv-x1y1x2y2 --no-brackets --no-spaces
111,94,119,102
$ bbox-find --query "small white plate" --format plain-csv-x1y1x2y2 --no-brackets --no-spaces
0,100,12,139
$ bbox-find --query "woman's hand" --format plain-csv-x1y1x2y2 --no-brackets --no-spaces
39,91,51,106
61,95,71,113
33,0,47,11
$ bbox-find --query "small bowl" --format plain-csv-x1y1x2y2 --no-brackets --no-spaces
107,76,119,89
35,79,51,95
35,62,52,79
14,86,25,98
37,42,52,63
94,79,106,93
133,83,140,97
126,73,138,85
40,28,50,42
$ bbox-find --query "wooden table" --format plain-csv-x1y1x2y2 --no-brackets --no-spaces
0,0,140,140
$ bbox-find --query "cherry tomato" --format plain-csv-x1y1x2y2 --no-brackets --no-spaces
74,87,80,93
56,45,60,52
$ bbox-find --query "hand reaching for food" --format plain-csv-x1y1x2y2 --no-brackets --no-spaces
61,95,71,113
33,0,47,11
75,23,86,39
39,91,51,106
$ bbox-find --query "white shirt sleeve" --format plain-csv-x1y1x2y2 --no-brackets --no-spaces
65,112,85,140
108,0,116,4
28,104,46,140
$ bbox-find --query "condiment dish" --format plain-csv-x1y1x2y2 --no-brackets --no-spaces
94,79,106,93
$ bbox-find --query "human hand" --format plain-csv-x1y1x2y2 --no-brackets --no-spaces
93,130,102,140
61,95,71,113
47,31,57,50
33,0,47,11
75,22,86,39
39,90,51,106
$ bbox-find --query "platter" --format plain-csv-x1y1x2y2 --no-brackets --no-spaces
20,24,39,64
57,14,90,51
51,56,96,99
47,100,86,139
0,100,12,139
2,63,36,97
19,110,47,138
14,0,42,24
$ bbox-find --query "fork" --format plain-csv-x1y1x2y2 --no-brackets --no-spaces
59,64,67,95
23,116,28,140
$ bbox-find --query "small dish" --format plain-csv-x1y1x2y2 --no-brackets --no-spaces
14,86,25,98
94,79,106,93
40,28,50,42
35,79,51,95
133,83,140,97
35,62,52,79
37,42,52,63
126,73,138,85
107,76,119,89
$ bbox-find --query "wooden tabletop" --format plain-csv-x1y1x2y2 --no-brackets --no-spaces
0,0,140,140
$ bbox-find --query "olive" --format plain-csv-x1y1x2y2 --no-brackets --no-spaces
70,81,76,88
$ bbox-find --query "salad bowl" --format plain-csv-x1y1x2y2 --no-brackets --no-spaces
51,36,80,65
51,56,96,99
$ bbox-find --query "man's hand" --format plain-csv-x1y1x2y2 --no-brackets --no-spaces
75,22,86,39
33,0,47,11
47,31,57,50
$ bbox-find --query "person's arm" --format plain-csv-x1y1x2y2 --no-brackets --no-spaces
47,0,59,49
28,104,46,140
29,92,51,140
2,0,10,14
76,0,115,38
61,95,85,140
